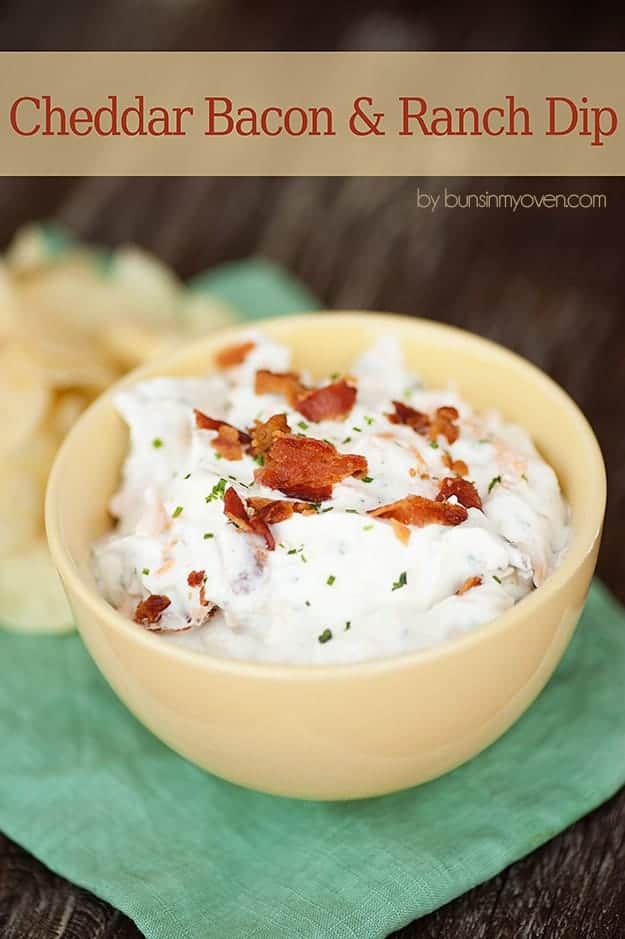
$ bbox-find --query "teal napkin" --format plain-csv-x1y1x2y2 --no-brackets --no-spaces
1,258,624,939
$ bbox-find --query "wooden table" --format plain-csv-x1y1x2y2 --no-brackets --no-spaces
1,4,625,936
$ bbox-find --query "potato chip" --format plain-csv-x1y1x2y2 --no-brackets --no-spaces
102,322,180,371
0,538,73,633
110,246,182,328
0,341,49,455
20,326,117,392
0,429,58,555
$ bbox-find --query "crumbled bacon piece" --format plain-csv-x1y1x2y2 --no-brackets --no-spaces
369,495,468,527
297,379,357,422
194,409,251,461
430,406,460,445
223,486,275,550
456,575,483,596
436,476,482,511
249,413,290,455
133,594,171,628
387,401,460,444
247,497,318,524
215,340,255,368
187,570,205,588
255,435,368,502
255,369,307,407
387,400,430,434
390,518,411,544
442,452,469,477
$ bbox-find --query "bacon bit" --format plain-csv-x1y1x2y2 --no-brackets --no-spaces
430,406,460,445
297,379,357,422
133,594,171,627
369,495,468,527
436,476,482,511
187,570,205,588
215,340,256,368
256,435,368,502
387,401,460,445
247,496,318,524
255,369,307,407
456,575,483,596
442,452,469,477
390,518,411,544
249,413,290,455
194,409,251,461
387,401,430,434
223,486,275,550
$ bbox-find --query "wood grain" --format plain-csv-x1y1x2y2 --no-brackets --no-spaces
1,2,625,936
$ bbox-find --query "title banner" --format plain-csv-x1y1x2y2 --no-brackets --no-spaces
1,52,624,175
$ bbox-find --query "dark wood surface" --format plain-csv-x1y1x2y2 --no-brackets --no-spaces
1,3,625,937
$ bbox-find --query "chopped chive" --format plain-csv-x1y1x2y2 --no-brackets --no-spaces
305,600,311,607
183,473,191,480
364,416,374,425
344,620,351,631
300,554,308,563
361,476,374,484
205,478,227,502
478,438,491,444
345,508,358,514
363,523,374,531
488,475,502,494
429,439,439,449
326,574,336,586
172,505,183,518
321,506,334,513
330,371,340,380
521,473,528,482
215,453,223,460
318,628,333,644
353,426,362,433
152,437,163,448
203,532,214,540
142,568,150,576
392,571,408,591
297,420,309,431
492,575,502,584
287,548,297,555
342,436,353,444
253,454,265,466
323,438,332,445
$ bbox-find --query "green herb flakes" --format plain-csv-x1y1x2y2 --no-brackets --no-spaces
488,475,502,494
429,439,439,449
206,478,227,502
203,532,214,540
392,571,408,591
318,628,333,644
363,523,374,531
253,454,265,466
142,568,150,576
344,621,351,631
172,505,183,518
361,476,374,484
297,420,309,431
152,437,163,449
492,575,502,584
326,574,336,586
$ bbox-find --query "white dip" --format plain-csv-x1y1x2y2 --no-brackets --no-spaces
92,331,569,664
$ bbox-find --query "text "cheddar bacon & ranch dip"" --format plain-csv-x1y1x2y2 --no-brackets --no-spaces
93,332,569,664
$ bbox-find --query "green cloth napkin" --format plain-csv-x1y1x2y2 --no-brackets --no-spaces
1,258,625,939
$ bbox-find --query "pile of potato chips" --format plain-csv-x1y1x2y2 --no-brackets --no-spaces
0,224,234,633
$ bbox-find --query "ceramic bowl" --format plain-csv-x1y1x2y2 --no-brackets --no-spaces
45,313,606,799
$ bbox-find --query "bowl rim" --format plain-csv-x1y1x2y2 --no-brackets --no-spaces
45,310,607,679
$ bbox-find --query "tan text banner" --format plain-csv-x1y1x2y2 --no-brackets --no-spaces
0,52,624,175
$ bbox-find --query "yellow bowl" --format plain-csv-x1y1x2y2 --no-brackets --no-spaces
45,313,606,800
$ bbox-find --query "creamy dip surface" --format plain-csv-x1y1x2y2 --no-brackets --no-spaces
92,331,570,664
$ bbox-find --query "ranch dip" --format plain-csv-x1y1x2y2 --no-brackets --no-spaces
92,331,569,664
